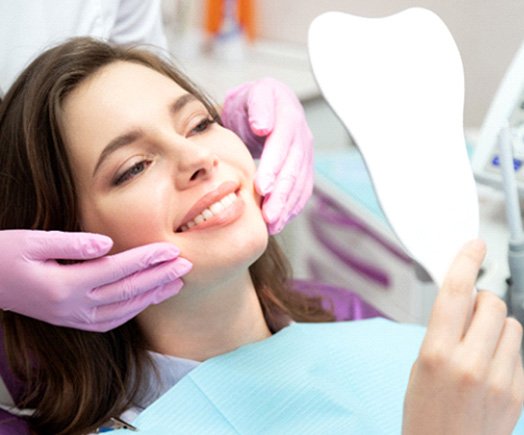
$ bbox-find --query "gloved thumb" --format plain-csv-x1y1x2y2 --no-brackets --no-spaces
246,78,277,136
26,230,114,262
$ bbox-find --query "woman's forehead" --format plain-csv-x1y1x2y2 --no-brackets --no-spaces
61,61,188,136
69,61,186,105
59,62,189,171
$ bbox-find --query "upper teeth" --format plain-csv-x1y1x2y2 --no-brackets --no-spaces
179,192,237,232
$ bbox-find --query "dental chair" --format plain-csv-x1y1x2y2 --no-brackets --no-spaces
0,331,29,435
293,279,386,321
0,282,385,434
0,410,28,435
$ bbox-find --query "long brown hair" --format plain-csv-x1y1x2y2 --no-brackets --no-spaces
0,37,333,434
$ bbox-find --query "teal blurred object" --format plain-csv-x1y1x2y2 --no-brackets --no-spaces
315,149,387,223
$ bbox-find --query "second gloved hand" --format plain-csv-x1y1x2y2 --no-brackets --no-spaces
221,78,314,235
0,230,192,332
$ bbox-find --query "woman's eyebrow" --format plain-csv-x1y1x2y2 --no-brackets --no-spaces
170,93,198,114
92,93,199,178
92,129,143,177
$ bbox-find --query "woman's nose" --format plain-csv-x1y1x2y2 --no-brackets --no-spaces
175,145,219,190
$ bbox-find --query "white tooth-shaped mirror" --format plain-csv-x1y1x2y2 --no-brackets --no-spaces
308,8,479,287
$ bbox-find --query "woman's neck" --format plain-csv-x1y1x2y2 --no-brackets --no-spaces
136,271,272,361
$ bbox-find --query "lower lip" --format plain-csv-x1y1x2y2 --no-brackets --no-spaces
180,192,245,233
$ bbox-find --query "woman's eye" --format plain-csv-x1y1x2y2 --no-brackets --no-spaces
113,160,152,186
190,117,215,136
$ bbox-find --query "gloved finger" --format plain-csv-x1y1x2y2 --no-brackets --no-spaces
88,279,185,331
280,136,314,227
255,123,295,195
26,230,113,261
77,312,139,332
246,79,276,136
261,132,306,225
72,242,182,289
268,145,313,235
75,301,146,332
267,161,312,235
88,257,192,305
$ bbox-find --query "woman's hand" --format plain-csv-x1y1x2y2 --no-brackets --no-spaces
0,230,192,332
221,78,313,235
403,240,524,435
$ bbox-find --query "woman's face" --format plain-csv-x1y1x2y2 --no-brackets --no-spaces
61,61,268,287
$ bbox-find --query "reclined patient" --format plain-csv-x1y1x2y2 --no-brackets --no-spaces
0,38,521,435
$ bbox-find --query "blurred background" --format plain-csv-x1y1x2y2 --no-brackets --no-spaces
162,0,524,131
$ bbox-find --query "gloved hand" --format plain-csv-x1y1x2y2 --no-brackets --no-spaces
0,230,192,332
221,78,314,234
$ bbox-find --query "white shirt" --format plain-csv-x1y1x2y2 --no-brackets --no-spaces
91,352,200,433
0,0,167,93
127,351,201,421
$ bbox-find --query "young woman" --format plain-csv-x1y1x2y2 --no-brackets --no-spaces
0,0,314,335
0,38,522,435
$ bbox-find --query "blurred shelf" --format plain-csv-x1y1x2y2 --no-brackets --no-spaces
165,28,320,102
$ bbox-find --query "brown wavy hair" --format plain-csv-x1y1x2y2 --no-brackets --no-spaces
0,38,333,434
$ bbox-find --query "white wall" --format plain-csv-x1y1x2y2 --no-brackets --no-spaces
255,0,524,129
172,0,524,129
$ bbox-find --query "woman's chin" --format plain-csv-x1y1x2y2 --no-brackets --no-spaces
178,231,267,286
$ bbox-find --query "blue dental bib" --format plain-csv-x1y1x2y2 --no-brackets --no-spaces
115,319,431,434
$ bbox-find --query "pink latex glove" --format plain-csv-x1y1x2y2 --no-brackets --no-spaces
0,230,192,332
221,77,314,234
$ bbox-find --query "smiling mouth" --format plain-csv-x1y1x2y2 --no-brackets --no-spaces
176,191,239,233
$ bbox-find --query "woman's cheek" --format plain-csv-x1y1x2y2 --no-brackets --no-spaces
114,211,166,251
88,188,170,254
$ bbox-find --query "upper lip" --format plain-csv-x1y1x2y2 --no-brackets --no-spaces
176,181,240,230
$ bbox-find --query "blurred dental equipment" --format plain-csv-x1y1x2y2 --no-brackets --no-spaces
469,36,524,324
473,40,524,196
498,125,524,321
308,9,479,288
